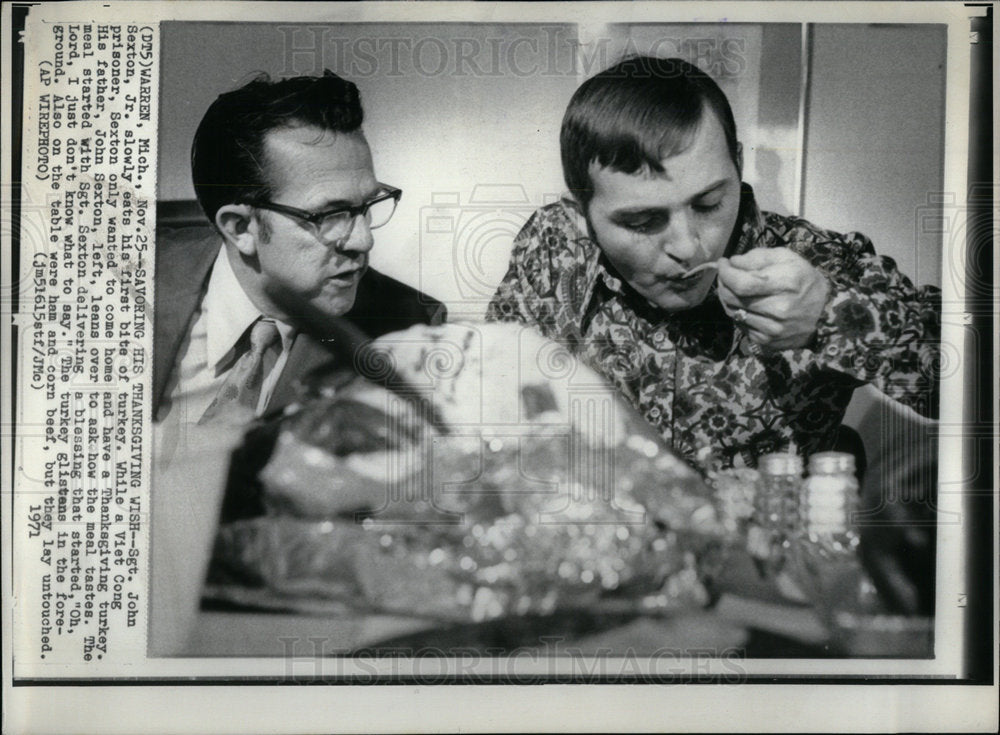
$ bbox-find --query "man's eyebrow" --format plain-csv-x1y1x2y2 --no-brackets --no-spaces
609,179,732,217
686,179,729,202
313,198,355,210
609,206,668,218
313,188,383,211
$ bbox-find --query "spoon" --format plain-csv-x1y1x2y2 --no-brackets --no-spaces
681,261,719,278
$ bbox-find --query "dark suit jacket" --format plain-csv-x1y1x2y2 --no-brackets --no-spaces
152,226,446,417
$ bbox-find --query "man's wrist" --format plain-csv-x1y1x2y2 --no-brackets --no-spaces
809,275,875,374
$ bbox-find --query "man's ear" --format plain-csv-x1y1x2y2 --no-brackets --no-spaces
736,142,744,177
215,204,259,257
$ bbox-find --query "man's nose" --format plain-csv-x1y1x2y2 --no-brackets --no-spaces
661,212,701,264
336,214,375,255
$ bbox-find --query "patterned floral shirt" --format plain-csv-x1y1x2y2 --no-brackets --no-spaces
485,185,941,471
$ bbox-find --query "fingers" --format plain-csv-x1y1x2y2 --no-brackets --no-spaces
728,247,798,269
718,278,790,321
719,287,809,351
719,287,779,339
718,258,773,297
728,307,784,346
718,249,828,351
721,249,808,296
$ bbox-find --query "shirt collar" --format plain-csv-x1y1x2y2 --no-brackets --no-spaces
557,193,626,296
203,246,296,370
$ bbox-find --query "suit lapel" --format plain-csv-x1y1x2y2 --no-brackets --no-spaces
152,230,222,411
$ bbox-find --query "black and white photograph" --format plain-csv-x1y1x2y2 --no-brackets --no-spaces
2,1,996,733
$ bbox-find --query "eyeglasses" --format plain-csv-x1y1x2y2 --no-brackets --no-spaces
246,184,402,243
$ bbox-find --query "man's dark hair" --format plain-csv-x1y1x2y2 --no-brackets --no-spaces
560,56,739,208
191,69,364,224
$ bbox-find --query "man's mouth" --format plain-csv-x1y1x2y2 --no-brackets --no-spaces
662,262,718,288
662,272,703,287
662,277,701,293
328,265,366,283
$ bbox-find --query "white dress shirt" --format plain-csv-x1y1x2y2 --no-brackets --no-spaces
157,246,296,426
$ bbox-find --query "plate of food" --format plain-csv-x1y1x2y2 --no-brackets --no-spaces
204,323,736,637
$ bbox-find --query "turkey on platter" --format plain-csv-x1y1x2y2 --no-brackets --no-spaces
209,323,726,622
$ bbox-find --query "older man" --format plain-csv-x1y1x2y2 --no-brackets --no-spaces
154,71,444,428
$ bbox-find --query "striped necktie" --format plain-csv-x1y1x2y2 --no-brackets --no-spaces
199,318,281,424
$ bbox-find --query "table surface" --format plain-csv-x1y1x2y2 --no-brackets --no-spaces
177,551,833,658
150,423,924,660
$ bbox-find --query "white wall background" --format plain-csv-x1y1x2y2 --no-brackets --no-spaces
804,24,946,288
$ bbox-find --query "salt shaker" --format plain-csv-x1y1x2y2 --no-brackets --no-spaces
788,451,885,651
801,451,859,552
747,451,804,571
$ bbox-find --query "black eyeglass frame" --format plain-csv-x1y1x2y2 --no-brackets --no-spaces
242,184,402,234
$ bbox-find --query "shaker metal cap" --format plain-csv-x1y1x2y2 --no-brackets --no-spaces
759,452,804,476
808,451,856,475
